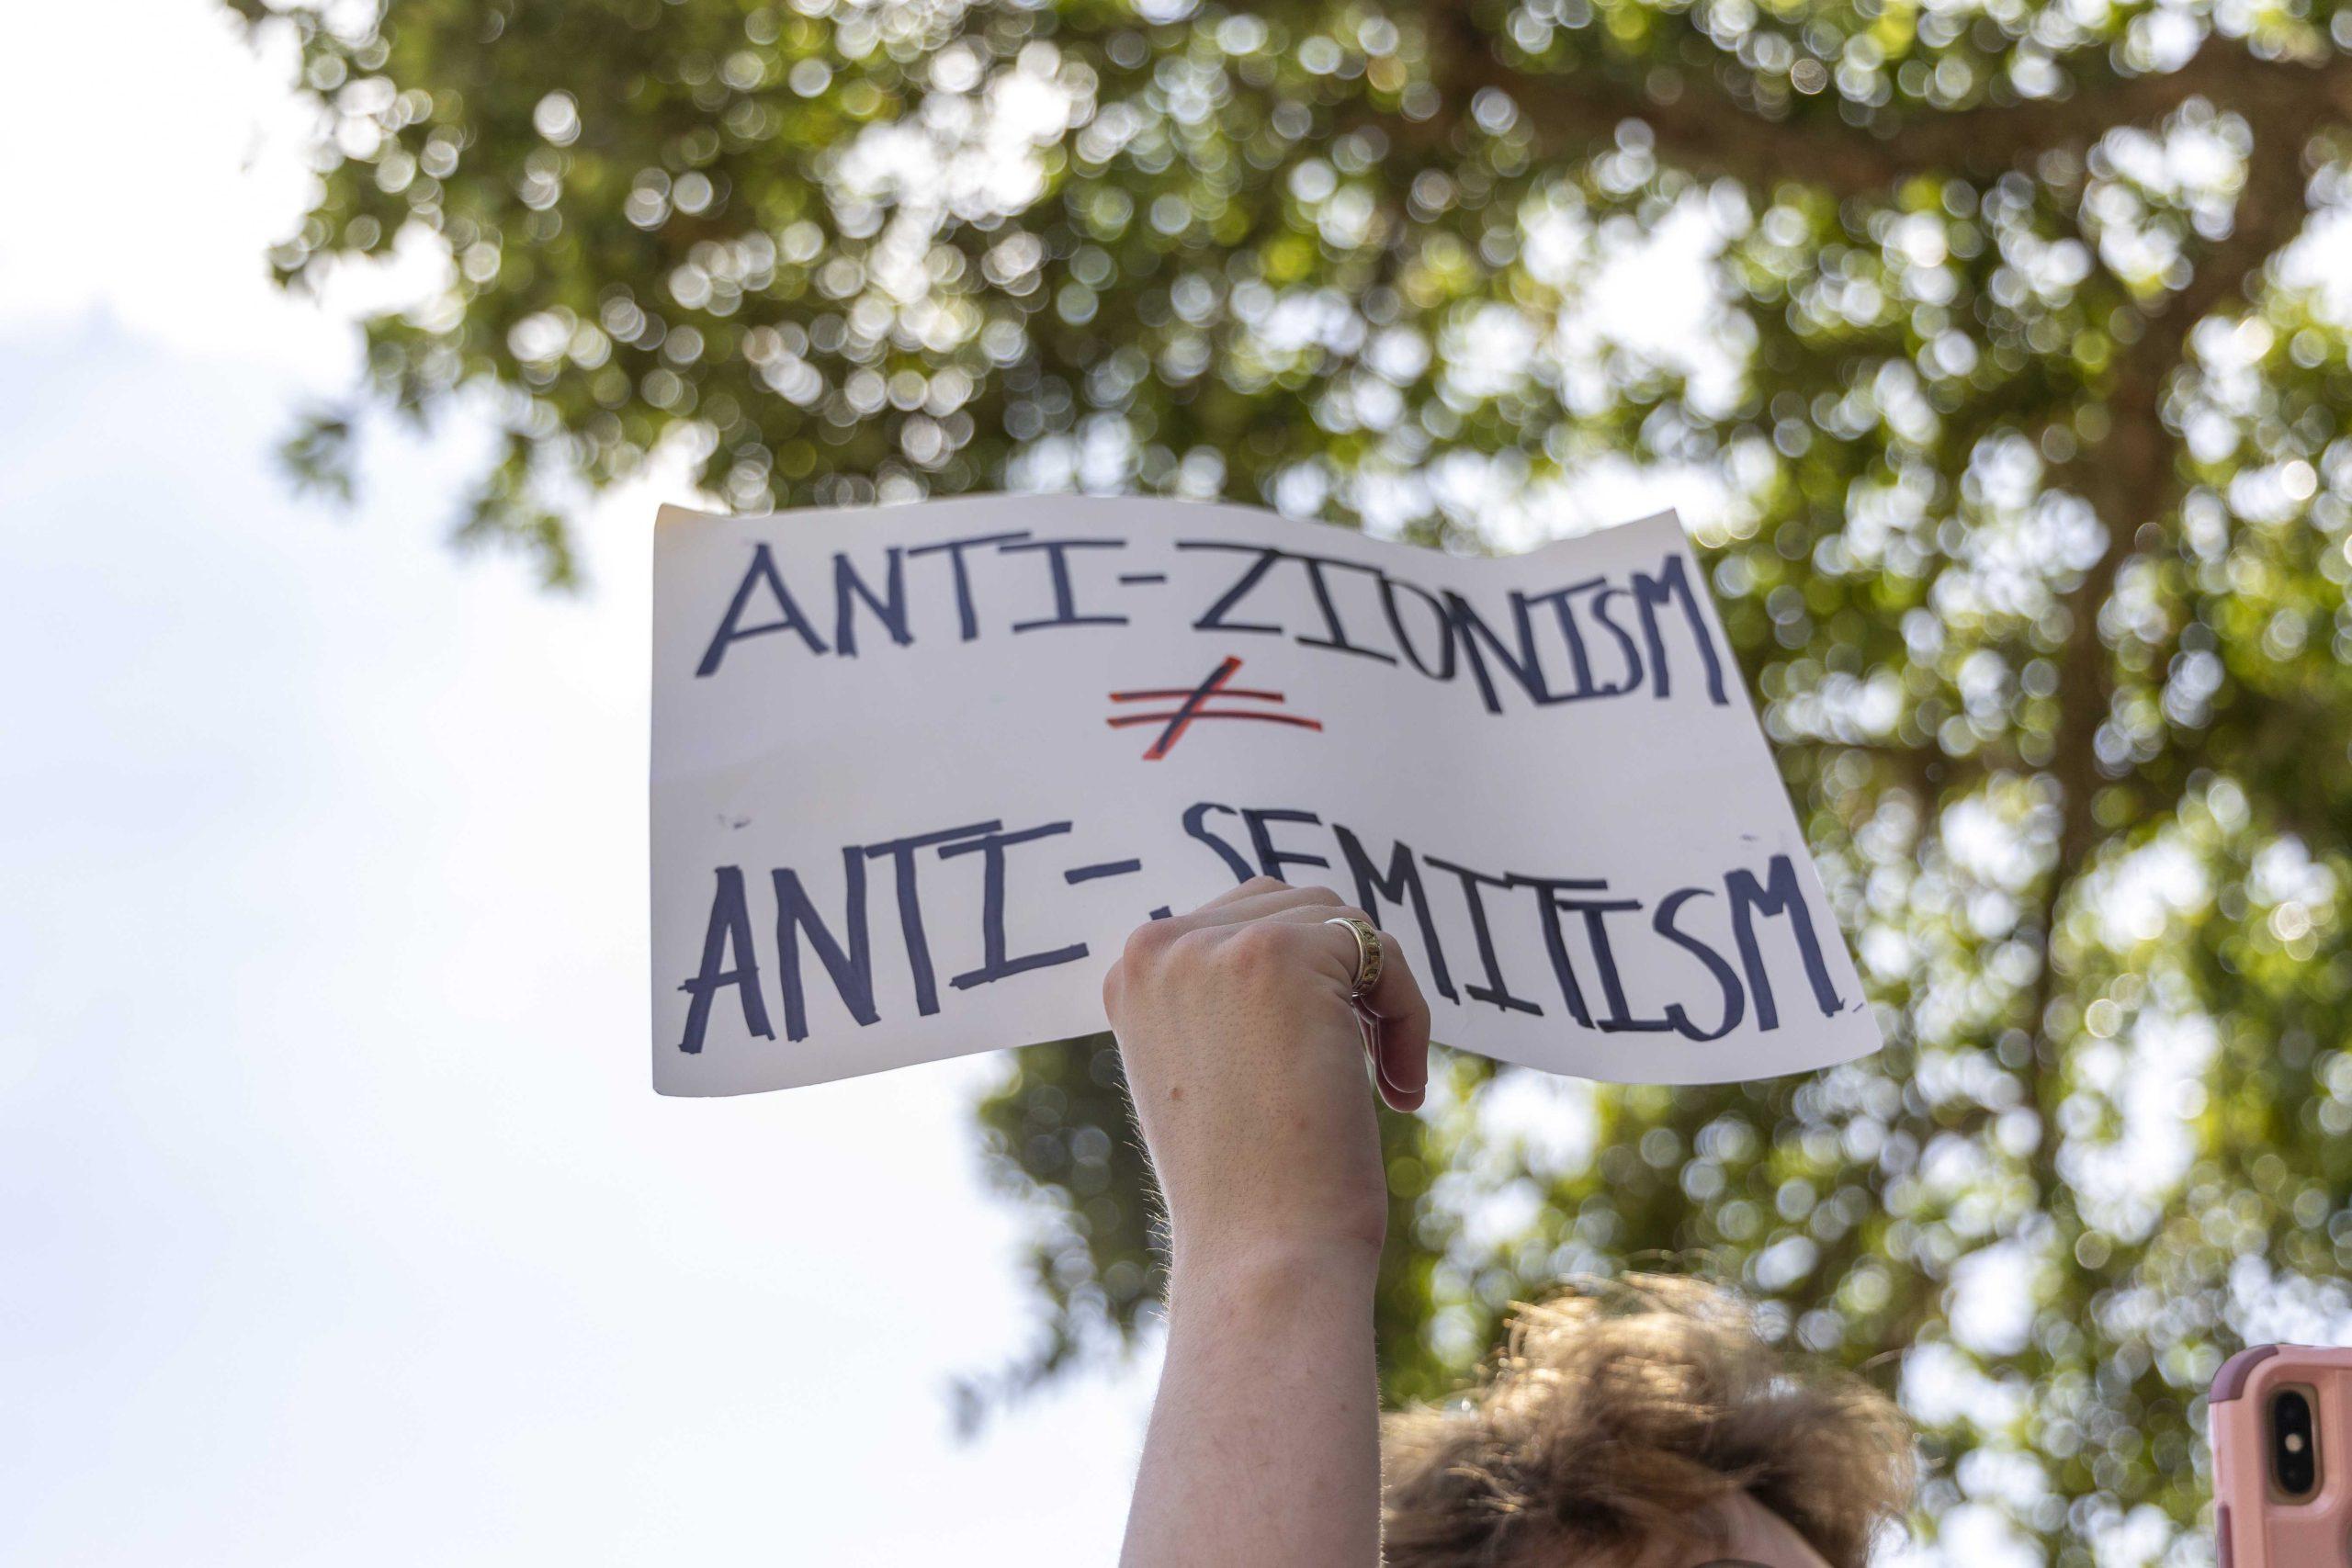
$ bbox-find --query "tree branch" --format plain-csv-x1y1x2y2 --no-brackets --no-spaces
1416,9,2352,198
2016,116,2312,1079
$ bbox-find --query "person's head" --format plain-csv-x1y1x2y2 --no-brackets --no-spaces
1382,1275,1915,1568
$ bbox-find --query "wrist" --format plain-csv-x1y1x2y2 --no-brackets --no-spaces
1168,1232,1382,1313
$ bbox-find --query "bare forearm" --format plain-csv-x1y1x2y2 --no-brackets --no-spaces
1120,1241,1384,1568
1104,883,1430,1566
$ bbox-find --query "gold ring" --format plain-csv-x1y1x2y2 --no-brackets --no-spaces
1324,916,1383,999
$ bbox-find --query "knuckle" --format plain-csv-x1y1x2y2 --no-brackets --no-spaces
1221,919,1299,976
1121,917,1181,967
1295,885,1345,907
1136,924,1216,981
1169,925,1224,966
1238,874,1288,895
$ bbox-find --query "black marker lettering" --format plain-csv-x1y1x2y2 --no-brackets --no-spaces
1380,573,1456,680
1442,590,1554,714
1631,553,1729,705
1064,859,1142,884
1295,556,1396,665
1724,853,1846,1029
1003,536,1128,632
1243,807,1331,884
676,866,774,1052
1333,826,1458,1001
863,819,1002,1017
770,851,879,1041
1424,855,1544,1015
1180,541,1286,636
1526,577,1623,699
1652,887,1745,1042
1182,801,1259,884
831,547,911,658
939,822,1091,988
907,530,1029,641
1553,889,1673,1032
1586,585,1645,694
1512,874,1608,1028
695,543,828,675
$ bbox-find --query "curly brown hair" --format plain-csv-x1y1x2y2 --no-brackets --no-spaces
1381,1275,1916,1568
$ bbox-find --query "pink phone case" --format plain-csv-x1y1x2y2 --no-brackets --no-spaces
2211,1344,2352,1565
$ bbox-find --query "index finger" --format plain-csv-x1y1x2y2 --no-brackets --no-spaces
1360,935,1431,1112
1275,907,1431,1112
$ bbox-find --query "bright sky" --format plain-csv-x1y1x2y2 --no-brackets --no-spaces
9,6,2291,1564
0,5,1153,1562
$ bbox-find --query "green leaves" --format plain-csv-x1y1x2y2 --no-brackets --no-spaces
232,0,2352,1557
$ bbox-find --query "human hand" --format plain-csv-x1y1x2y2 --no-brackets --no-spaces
1102,877,1431,1270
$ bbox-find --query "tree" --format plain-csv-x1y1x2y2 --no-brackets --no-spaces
228,0,2352,1558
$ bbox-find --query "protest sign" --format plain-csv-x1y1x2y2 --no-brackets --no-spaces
650,497,1880,1096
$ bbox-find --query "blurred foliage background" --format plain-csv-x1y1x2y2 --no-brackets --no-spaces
228,0,2352,1559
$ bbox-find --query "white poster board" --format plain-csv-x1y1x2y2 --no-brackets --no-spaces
650,496,1879,1096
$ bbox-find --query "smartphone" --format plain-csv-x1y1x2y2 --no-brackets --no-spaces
2211,1344,2352,1565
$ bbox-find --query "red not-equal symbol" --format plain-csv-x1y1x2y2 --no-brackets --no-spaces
1106,656,1323,761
